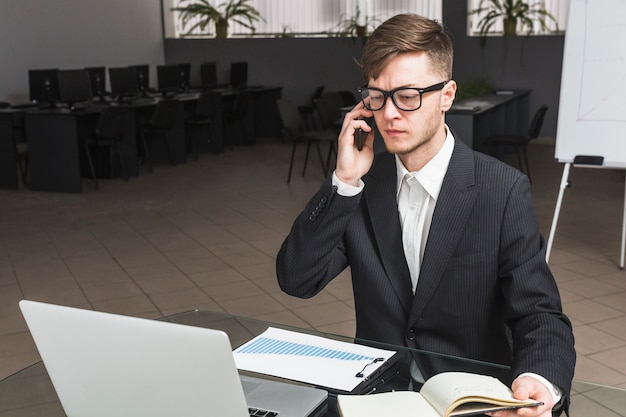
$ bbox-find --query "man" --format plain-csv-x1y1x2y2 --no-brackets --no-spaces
276,13,575,417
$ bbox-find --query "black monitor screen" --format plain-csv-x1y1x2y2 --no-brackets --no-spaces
85,67,106,97
157,64,182,93
230,62,248,89
109,67,139,98
57,69,93,105
201,62,217,89
28,68,60,103
129,64,150,93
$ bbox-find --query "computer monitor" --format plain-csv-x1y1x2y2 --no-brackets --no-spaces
108,67,139,99
28,68,60,104
85,67,106,98
129,64,150,94
201,62,218,89
157,64,182,94
57,69,93,107
230,62,248,89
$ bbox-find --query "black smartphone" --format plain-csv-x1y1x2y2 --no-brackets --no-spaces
356,117,374,151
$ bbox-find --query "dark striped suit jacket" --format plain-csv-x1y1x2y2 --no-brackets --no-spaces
276,139,575,396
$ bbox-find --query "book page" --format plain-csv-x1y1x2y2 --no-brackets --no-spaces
420,372,540,417
337,391,440,417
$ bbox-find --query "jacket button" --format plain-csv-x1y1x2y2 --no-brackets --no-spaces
406,329,416,341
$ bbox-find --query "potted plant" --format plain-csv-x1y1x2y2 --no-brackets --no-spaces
469,0,558,46
171,0,264,38
329,7,379,39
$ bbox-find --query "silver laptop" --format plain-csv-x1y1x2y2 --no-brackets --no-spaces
19,300,328,417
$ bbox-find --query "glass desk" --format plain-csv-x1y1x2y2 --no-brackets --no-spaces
1,310,624,416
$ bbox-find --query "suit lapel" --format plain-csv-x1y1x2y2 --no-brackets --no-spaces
364,154,413,314
409,141,478,323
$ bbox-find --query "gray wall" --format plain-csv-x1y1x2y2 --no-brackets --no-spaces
0,0,164,104
164,1,565,136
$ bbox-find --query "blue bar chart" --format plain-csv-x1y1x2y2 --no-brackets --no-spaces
233,327,396,392
237,336,376,361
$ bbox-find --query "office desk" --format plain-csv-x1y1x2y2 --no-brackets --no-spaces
447,89,530,152
1,309,624,417
24,105,138,193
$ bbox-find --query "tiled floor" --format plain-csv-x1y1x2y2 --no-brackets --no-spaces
1,136,625,391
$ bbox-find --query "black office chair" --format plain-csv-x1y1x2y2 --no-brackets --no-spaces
314,92,344,133
83,105,132,190
185,90,221,160
298,85,324,130
484,105,548,183
276,98,337,184
223,90,254,146
338,90,358,107
139,99,179,172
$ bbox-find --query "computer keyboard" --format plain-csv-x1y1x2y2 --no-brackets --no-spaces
249,407,278,417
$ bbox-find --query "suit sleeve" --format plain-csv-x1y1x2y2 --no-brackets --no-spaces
499,175,576,397
276,178,361,298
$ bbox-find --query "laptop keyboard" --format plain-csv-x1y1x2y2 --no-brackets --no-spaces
249,407,278,417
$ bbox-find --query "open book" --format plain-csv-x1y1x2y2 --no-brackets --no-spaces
337,372,543,417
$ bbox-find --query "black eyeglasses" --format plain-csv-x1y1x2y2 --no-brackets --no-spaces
358,81,448,111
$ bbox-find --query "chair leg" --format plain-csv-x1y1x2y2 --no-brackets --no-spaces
140,131,153,173
17,156,28,187
287,141,297,184
302,140,313,177
324,142,336,176
113,142,129,182
314,141,326,176
83,143,100,190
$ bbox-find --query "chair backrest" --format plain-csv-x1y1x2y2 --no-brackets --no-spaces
310,85,325,103
338,90,357,107
151,99,178,130
195,90,221,119
228,91,253,118
96,106,130,141
527,105,548,140
315,92,343,129
276,98,304,133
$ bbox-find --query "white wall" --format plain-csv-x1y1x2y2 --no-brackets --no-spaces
0,0,164,103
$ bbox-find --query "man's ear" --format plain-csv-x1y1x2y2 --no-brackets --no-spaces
441,80,457,112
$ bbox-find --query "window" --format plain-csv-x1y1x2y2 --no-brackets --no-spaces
163,0,443,38
467,0,568,37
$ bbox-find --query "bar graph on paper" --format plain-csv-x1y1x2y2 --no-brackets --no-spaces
233,327,396,392
237,336,377,361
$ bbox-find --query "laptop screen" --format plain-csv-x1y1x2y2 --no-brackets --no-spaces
19,300,327,417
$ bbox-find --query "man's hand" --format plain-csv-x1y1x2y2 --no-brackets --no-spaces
487,376,556,417
334,103,375,186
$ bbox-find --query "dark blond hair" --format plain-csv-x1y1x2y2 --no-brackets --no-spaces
361,13,453,82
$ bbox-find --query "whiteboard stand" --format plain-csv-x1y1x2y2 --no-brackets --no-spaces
546,163,626,270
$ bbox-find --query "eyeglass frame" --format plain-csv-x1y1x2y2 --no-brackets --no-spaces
358,81,449,112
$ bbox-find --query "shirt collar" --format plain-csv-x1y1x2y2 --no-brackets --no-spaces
395,125,455,200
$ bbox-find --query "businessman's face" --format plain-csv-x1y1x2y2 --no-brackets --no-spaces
367,52,455,171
